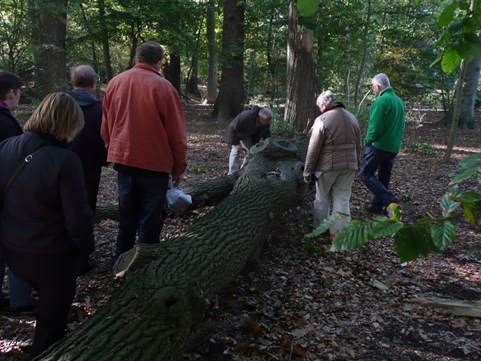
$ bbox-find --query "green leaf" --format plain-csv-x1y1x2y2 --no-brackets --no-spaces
330,220,372,252
450,168,478,184
386,203,402,221
438,2,458,27
460,192,481,225
372,280,390,291
372,219,404,238
304,214,343,238
394,224,439,263
441,47,462,73
440,193,461,217
431,220,456,249
297,0,319,17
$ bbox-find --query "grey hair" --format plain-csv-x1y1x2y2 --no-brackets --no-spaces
70,65,97,88
316,90,336,109
258,107,273,120
372,73,391,88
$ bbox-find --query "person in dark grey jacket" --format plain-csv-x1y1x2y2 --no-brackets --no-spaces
225,106,272,174
0,71,38,313
67,65,107,213
0,92,94,359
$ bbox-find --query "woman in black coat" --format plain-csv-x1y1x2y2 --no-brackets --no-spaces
0,92,95,359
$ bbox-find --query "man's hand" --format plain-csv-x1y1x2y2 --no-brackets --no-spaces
172,173,183,188
235,143,242,151
304,175,311,184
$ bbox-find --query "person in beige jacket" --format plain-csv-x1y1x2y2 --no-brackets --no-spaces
303,90,361,234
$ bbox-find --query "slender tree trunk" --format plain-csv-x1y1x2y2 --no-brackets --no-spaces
213,0,245,121
98,0,113,81
353,0,371,107
187,51,201,98
165,53,182,95
284,1,315,133
206,0,217,104
31,0,68,96
444,59,467,161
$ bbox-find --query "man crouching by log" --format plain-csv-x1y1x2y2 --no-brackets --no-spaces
303,91,361,235
226,106,273,174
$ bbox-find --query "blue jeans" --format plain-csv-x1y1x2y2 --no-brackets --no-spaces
1,257,35,308
115,171,169,258
360,144,398,211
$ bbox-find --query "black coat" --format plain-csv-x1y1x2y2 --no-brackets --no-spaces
225,106,271,146
0,109,22,143
0,131,94,256
67,90,107,175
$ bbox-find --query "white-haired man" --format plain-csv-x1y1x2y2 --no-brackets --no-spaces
360,73,405,214
226,106,273,174
304,91,361,234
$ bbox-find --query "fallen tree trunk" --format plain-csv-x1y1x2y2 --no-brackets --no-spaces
38,138,306,361
94,173,239,222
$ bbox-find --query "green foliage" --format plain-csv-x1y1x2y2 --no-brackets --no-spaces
318,153,481,262
405,142,440,155
435,0,481,73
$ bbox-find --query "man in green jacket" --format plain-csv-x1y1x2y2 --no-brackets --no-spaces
360,73,405,214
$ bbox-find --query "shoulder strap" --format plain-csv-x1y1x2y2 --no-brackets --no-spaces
2,142,47,199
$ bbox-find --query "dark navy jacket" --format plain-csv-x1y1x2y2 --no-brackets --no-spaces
226,106,271,146
0,131,94,256
0,108,23,142
67,90,107,177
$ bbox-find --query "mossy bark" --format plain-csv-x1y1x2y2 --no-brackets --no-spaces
37,138,306,361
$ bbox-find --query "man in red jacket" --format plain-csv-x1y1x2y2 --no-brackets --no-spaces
101,41,187,260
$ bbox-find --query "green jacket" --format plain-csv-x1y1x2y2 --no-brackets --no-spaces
365,87,405,153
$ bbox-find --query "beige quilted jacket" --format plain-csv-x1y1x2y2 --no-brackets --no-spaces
303,103,361,177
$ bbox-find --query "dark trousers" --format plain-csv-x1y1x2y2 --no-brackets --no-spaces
84,168,102,213
115,171,169,258
360,144,398,211
3,248,79,359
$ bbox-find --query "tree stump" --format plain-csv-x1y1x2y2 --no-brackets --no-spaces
38,138,306,361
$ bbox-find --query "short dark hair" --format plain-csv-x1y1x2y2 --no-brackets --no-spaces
135,41,164,66
0,71,23,100
70,65,98,88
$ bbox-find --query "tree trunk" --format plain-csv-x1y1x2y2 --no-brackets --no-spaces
187,51,201,98
31,0,68,97
98,0,114,81
165,53,182,95
284,1,315,133
353,0,371,108
206,0,218,104
38,138,306,361
444,59,467,162
440,54,481,130
212,0,245,121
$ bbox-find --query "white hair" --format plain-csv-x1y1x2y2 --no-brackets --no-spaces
316,90,336,109
372,73,391,88
258,108,273,120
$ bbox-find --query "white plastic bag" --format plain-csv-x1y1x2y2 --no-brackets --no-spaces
166,188,192,212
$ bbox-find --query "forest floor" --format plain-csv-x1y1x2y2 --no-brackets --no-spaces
1,99,481,361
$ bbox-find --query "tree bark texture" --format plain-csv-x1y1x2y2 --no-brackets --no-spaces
213,0,245,121
38,138,306,361
284,2,316,133
206,0,218,104
165,53,182,95
31,0,68,97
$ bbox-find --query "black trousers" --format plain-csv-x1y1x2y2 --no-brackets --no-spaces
4,248,79,359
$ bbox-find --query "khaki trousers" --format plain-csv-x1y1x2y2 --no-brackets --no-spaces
314,169,356,234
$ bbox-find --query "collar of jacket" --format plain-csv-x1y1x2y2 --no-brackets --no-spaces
322,101,345,113
25,130,71,148
379,87,394,97
134,63,162,75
